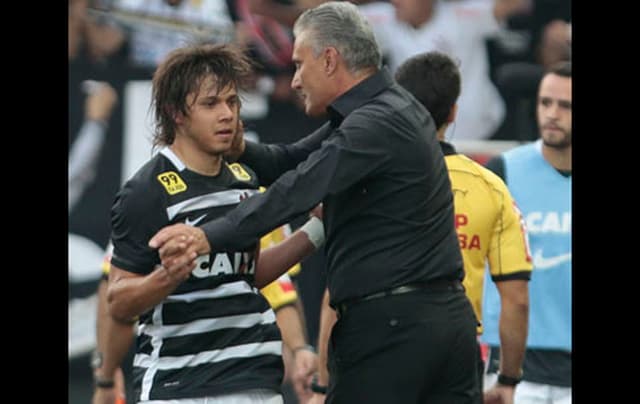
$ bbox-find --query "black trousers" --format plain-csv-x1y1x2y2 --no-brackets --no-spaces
327,289,480,404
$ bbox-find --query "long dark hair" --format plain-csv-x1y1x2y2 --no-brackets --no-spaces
151,44,253,147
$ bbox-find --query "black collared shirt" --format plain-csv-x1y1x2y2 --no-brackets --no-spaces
203,68,463,306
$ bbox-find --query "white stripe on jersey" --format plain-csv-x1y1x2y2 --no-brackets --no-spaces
139,309,276,339
160,147,186,171
166,188,260,220
134,340,282,370
140,302,168,400
165,280,256,303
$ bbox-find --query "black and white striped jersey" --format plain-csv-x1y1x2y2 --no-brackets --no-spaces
110,147,283,401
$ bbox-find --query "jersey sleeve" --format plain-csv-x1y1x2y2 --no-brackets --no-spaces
259,272,298,311
110,177,166,275
486,173,533,281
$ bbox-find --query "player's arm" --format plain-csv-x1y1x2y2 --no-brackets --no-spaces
310,287,336,401
495,279,529,378
260,245,317,402
92,277,133,404
277,303,317,402
254,217,324,289
107,261,195,322
483,278,528,404
485,174,531,399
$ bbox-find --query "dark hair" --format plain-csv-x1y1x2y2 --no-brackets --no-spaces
394,51,460,130
151,44,253,147
548,60,571,78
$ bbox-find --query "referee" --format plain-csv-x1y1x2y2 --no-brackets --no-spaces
150,2,479,403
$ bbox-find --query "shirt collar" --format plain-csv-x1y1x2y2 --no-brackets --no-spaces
327,67,394,126
439,141,457,156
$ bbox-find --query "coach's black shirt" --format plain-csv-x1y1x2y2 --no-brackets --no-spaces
202,68,463,306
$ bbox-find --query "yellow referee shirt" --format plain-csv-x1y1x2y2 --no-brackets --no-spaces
444,145,532,333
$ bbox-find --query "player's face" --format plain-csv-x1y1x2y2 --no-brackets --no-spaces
181,76,240,155
291,31,333,117
537,73,572,149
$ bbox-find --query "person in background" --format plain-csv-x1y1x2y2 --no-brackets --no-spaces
395,51,532,404
482,61,572,404
69,81,119,213
149,3,479,403
91,246,132,404
245,0,531,141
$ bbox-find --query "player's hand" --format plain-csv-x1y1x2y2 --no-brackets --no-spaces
292,349,317,403
225,119,246,162
483,383,515,404
149,224,210,272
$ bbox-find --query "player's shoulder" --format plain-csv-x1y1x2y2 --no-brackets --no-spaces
224,161,260,187
112,153,175,218
447,154,510,193
120,154,174,199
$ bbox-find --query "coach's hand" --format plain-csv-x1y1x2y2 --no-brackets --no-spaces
225,119,246,162
149,224,211,272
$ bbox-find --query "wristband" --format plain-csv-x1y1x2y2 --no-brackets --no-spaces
311,374,327,394
497,372,522,386
299,216,325,249
94,376,115,389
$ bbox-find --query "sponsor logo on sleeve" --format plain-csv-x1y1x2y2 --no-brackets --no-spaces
228,163,252,181
157,171,187,195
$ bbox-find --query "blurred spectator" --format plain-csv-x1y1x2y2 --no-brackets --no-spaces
358,0,532,141
69,0,127,302
94,0,236,76
69,0,126,65
247,0,531,141
69,81,119,213
228,0,295,75
489,0,571,141
482,61,572,403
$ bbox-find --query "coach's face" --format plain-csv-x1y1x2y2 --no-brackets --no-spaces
291,30,334,117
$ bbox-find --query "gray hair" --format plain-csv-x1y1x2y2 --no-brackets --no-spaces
293,1,381,73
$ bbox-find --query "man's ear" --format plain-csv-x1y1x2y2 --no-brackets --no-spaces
324,47,339,76
165,106,184,125
174,109,185,125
